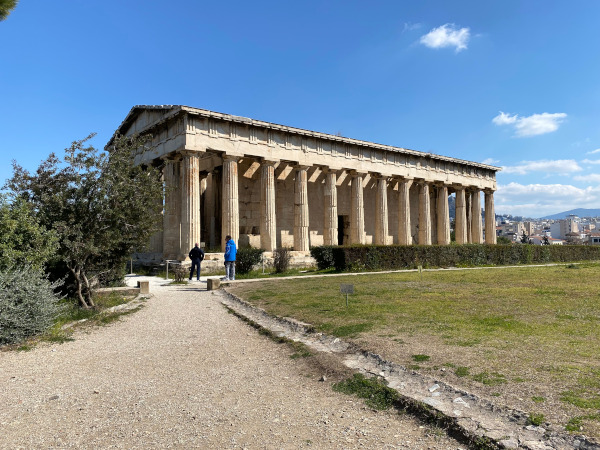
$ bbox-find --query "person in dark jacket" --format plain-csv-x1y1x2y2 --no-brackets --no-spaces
188,243,205,281
223,235,237,281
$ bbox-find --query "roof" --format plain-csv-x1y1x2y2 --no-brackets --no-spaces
108,105,501,172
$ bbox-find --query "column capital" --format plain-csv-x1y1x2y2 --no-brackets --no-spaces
370,172,392,180
320,166,342,173
222,154,241,162
260,158,279,166
348,169,367,177
161,153,182,162
294,164,311,171
180,150,200,157
484,188,496,194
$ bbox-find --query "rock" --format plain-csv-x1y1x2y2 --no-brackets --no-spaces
319,375,327,382
499,438,519,449
428,384,440,392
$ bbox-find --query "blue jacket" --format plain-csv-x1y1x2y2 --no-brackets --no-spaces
224,239,237,262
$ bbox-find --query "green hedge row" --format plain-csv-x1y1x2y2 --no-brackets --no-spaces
310,244,600,271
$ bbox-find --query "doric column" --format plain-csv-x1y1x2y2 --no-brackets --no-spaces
180,152,201,260
260,160,277,251
430,186,438,244
454,186,468,244
221,155,240,250
471,188,483,244
436,184,450,245
323,168,338,246
294,165,310,252
350,171,365,245
162,158,181,260
398,178,413,245
485,190,497,244
418,181,432,245
466,191,472,243
374,175,388,245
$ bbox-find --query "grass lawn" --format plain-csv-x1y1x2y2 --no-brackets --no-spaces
227,263,600,438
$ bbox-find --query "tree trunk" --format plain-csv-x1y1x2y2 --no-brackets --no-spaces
69,266,91,309
81,271,95,308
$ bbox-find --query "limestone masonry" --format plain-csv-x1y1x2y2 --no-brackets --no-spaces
109,105,499,261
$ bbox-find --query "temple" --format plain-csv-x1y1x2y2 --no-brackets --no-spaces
109,105,499,261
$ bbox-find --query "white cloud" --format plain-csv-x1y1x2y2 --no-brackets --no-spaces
492,111,567,137
419,24,470,52
501,159,582,175
495,182,600,217
586,148,600,155
574,174,600,182
581,159,600,165
491,112,517,126
481,158,500,165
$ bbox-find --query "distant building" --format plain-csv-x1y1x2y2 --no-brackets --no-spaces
549,219,579,239
589,233,600,245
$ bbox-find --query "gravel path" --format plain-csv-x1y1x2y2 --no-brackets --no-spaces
0,278,461,449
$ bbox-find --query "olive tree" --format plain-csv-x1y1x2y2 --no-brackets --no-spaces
0,195,58,271
8,133,163,308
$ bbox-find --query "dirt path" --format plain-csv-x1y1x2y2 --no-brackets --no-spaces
0,280,460,449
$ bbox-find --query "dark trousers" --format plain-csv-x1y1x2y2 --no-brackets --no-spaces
189,258,202,280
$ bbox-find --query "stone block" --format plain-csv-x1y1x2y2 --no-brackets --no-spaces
137,280,150,294
207,278,221,290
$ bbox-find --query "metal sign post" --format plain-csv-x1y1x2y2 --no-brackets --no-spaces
340,284,354,308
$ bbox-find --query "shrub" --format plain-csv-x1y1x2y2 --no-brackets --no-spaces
172,264,187,282
236,248,264,274
273,247,291,273
310,244,600,272
0,267,63,345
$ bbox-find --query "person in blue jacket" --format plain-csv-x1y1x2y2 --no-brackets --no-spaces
223,235,237,281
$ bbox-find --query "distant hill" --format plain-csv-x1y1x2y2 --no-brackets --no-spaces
541,209,600,220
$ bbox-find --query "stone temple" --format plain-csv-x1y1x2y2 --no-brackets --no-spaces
110,105,499,262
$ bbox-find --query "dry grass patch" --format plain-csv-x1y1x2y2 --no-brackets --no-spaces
227,263,600,438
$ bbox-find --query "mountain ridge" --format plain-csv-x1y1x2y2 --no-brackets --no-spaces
540,208,600,220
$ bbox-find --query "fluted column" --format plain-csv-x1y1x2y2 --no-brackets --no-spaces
375,175,388,245
221,155,240,250
418,181,432,245
454,187,468,244
436,184,450,245
323,168,338,246
471,189,483,244
485,190,497,244
350,171,365,244
162,158,181,260
430,186,438,244
294,166,310,252
260,160,277,251
398,178,413,245
180,153,201,260
466,191,472,243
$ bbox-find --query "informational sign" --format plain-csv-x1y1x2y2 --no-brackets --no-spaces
340,284,354,294
340,284,354,307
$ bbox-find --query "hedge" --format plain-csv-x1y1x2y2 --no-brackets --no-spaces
310,244,600,272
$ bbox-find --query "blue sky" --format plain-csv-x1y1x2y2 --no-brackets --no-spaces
1,1,599,218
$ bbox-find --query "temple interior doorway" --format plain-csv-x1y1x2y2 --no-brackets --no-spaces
338,215,350,245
